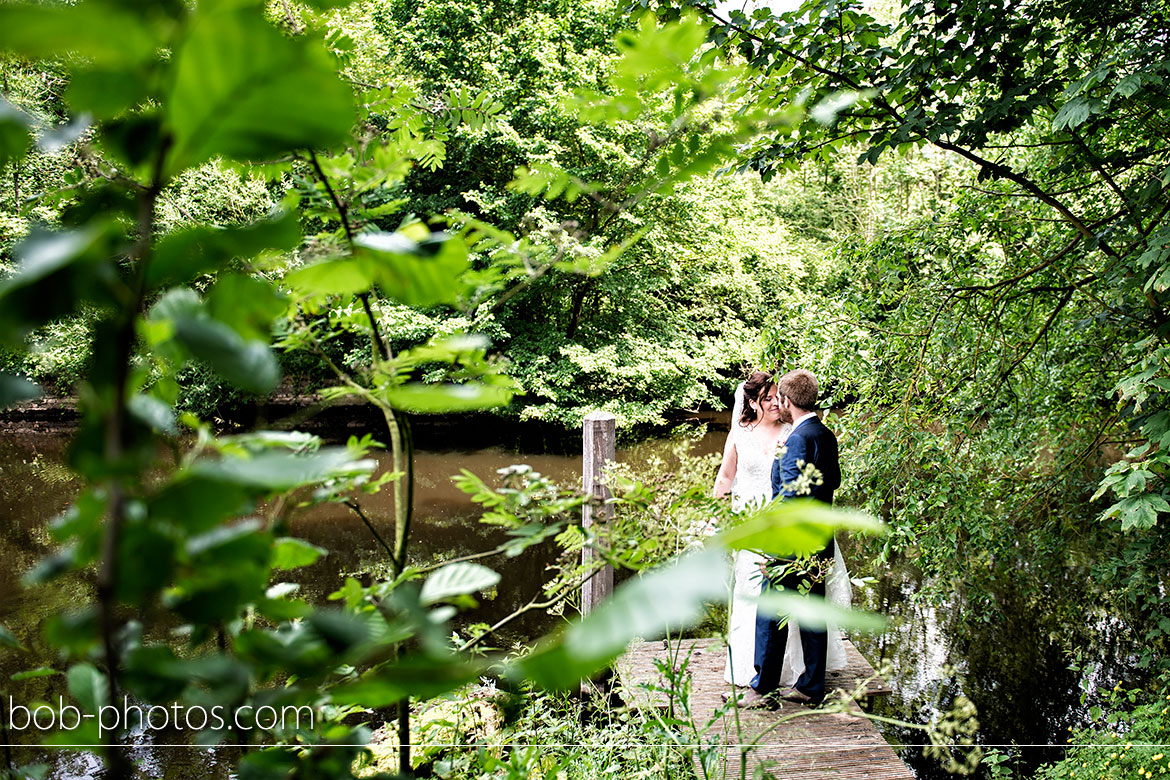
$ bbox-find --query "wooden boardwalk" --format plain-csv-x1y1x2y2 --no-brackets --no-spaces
614,637,913,780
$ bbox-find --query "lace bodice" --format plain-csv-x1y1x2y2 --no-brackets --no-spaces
730,422,790,512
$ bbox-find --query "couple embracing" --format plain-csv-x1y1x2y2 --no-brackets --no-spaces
714,368,851,708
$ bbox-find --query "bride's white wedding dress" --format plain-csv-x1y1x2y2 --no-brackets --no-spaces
723,416,853,687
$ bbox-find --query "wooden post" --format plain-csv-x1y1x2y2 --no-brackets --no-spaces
581,411,615,616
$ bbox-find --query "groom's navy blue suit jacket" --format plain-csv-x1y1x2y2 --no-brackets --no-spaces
771,415,840,505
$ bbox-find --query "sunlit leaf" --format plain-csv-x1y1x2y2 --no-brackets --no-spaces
755,591,886,633
713,500,884,556
354,231,470,307
189,448,375,493
511,547,729,690
330,655,486,706
149,211,301,289
381,382,513,413
419,562,501,606
272,538,328,570
166,4,353,171
0,2,157,66
171,315,280,394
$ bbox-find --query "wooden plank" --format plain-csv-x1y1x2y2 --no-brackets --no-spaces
614,637,913,780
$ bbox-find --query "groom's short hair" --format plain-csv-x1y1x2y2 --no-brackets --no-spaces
777,369,818,410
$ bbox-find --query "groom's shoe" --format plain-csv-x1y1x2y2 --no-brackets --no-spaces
779,687,813,705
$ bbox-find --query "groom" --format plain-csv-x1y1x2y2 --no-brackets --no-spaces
746,369,840,707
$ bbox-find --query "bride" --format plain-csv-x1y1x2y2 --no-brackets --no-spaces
714,370,852,688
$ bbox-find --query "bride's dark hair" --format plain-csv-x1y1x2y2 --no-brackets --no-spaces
739,370,774,427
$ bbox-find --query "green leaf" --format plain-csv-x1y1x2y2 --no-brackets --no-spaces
166,5,354,171
755,591,886,633
272,538,328,570
11,666,57,681
45,720,100,749
148,211,301,289
67,662,109,715
1052,97,1091,131
150,475,254,533
511,548,728,690
287,231,471,307
206,274,288,341
714,500,884,556
65,68,150,120
0,374,41,409
284,256,371,296
171,315,280,394
189,448,375,493
0,623,23,650
353,231,470,307
419,562,501,606
330,655,485,706
0,226,117,345
0,96,34,167
381,382,513,413
127,394,177,435
0,2,157,66
305,610,373,654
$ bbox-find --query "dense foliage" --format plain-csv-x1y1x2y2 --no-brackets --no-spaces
637,0,1170,679
0,3,883,779
3,0,1170,776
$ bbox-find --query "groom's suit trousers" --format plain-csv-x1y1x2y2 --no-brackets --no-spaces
750,540,833,703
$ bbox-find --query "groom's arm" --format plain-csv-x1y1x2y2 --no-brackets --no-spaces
776,431,809,500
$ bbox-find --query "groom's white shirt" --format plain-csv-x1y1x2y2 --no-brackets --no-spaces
789,410,818,434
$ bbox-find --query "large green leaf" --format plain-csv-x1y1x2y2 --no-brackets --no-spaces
0,1,157,66
419,562,501,606
166,5,353,171
354,231,469,307
150,474,254,533
189,448,375,493
381,382,513,413
714,499,884,557
171,315,280,394
284,256,373,297
287,232,470,307
0,374,41,409
511,548,729,690
0,227,117,345
272,538,328,570
0,97,34,167
65,68,150,120
148,211,301,289
755,591,887,634
206,274,289,341
66,663,109,715
330,655,486,707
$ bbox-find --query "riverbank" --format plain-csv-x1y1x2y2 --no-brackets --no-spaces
0,392,731,450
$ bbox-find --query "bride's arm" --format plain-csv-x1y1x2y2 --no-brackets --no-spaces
713,432,738,497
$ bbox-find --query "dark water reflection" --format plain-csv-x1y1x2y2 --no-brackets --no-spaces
849,547,1112,779
0,424,1120,779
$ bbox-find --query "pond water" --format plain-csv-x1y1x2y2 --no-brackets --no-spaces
0,418,1113,779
